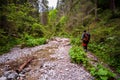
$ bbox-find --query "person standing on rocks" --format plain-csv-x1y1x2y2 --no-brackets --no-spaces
81,30,90,52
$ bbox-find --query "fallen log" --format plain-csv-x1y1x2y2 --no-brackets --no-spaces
16,57,34,73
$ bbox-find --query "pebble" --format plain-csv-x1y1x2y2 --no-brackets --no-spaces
4,71,12,77
0,76,7,80
19,73,26,77
7,72,18,79
0,37,94,80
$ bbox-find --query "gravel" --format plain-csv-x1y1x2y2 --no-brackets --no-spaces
0,37,94,80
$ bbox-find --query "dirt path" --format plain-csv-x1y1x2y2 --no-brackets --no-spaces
0,37,94,80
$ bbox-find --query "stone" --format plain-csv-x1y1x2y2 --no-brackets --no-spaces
7,72,18,79
19,73,26,77
3,65,11,71
65,69,69,71
0,76,7,80
4,71,12,77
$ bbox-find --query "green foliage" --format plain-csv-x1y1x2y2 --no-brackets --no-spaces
89,15,120,73
89,42,120,75
116,66,120,74
70,37,81,46
89,64,116,80
99,10,112,22
59,16,68,25
0,2,44,54
20,33,46,47
25,38,46,47
32,23,41,30
21,33,33,41
0,37,20,55
31,23,44,37
48,9,58,22
69,46,88,65
57,31,71,38
48,10,68,38
2,3,38,35
89,43,112,64
86,15,120,78
48,9,69,38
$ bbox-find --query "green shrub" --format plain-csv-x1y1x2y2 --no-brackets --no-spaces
0,37,20,55
57,31,71,38
59,16,68,25
31,23,44,37
69,46,88,65
48,9,58,22
116,66,120,74
89,42,120,73
25,38,46,47
89,64,116,80
70,37,81,46
21,33,34,41
0,45,11,55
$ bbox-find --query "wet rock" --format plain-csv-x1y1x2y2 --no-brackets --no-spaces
7,71,18,79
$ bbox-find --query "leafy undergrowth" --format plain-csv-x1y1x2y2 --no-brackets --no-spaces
20,34,46,48
24,38,46,47
89,64,116,80
88,10,120,74
89,42,120,75
69,37,117,80
0,37,20,55
0,34,46,55
69,46,88,66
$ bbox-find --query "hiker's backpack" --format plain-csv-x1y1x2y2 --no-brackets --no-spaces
83,33,89,42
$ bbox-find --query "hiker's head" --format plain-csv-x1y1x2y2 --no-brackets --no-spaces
84,30,86,33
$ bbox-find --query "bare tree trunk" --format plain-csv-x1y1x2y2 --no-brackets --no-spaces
95,0,98,20
39,0,48,25
110,0,116,14
56,0,60,9
41,12,48,25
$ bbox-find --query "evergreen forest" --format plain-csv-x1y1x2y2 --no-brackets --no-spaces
0,0,120,80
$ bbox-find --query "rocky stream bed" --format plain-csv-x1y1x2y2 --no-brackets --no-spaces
0,37,94,80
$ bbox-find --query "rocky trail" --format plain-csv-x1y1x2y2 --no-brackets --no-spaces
0,37,94,80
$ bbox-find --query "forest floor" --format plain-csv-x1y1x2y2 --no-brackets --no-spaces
0,37,94,80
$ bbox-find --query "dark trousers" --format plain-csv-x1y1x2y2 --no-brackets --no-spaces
82,41,89,52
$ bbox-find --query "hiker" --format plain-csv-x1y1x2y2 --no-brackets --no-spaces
81,30,90,52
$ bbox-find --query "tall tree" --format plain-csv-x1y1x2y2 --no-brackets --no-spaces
38,0,48,25
95,0,98,20
110,0,116,14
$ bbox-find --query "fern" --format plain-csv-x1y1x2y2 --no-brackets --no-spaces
69,46,88,64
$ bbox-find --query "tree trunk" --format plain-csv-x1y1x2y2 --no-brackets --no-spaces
38,0,48,25
56,0,59,9
95,0,98,20
110,0,116,14
40,12,48,25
